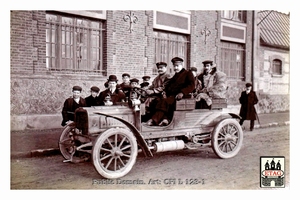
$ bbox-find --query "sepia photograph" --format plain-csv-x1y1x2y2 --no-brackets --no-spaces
6,0,297,198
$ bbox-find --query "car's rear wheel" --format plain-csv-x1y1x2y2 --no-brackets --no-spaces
59,123,90,163
92,127,138,179
212,118,243,159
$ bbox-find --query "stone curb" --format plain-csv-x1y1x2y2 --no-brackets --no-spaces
11,121,290,159
254,121,290,129
11,148,60,159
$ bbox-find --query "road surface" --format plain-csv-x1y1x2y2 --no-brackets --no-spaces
11,126,289,190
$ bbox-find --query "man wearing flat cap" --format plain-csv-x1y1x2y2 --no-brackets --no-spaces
120,73,131,100
171,56,184,63
61,86,87,126
146,62,171,96
239,82,259,131
130,78,140,88
146,57,195,126
143,61,171,122
142,75,151,83
85,86,100,107
195,60,227,108
140,76,151,91
98,75,126,105
127,78,141,101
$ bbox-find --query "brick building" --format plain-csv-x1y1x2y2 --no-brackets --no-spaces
10,10,288,130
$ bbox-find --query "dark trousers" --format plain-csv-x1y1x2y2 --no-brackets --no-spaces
240,119,255,130
151,96,176,125
195,99,211,109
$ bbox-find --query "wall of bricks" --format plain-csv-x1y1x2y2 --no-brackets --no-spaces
11,11,35,71
11,11,46,73
107,10,149,78
190,10,218,71
10,10,289,124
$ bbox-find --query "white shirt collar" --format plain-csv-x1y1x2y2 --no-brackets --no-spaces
74,98,80,103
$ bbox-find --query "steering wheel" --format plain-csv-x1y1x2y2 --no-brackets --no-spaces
132,87,148,98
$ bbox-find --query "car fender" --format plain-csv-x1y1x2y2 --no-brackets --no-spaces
206,112,241,127
228,113,242,119
94,112,153,157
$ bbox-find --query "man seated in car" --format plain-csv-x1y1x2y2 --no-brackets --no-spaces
141,75,151,86
195,60,227,109
143,61,171,122
190,67,202,97
119,73,132,101
146,57,195,126
85,86,100,107
61,86,87,126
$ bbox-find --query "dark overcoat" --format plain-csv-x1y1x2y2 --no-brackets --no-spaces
164,68,195,97
239,90,258,120
158,68,195,111
152,68,195,123
85,95,100,107
61,97,86,126
98,88,126,105
119,83,131,99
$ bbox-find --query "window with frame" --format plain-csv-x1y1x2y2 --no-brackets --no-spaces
272,59,282,75
220,41,245,80
221,10,246,23
46,12,105,75
153,31,189,75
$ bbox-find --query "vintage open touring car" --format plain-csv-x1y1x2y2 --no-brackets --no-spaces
59,89,243,179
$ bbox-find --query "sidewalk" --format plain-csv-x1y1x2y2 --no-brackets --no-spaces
10,112,290,158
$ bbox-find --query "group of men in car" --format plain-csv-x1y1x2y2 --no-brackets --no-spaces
61,57,228,127
144,57,227,126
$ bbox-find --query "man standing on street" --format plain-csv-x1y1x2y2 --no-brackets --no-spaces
239,82,259,131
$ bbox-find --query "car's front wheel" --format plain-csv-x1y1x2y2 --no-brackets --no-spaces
92,127,138,179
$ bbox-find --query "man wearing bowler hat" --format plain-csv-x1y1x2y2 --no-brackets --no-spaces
61,86,87,126
239,82,259,131
195,60,227,108
146,57,195,126
99,75,126,105
85,86,100,107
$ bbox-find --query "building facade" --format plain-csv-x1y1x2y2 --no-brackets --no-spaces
255,10,290,113
10,10,288,130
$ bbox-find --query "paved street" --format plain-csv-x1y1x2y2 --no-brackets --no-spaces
10,112,290,158
10,126,289,190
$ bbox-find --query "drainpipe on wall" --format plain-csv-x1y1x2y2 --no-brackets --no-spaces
251,10,257,91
